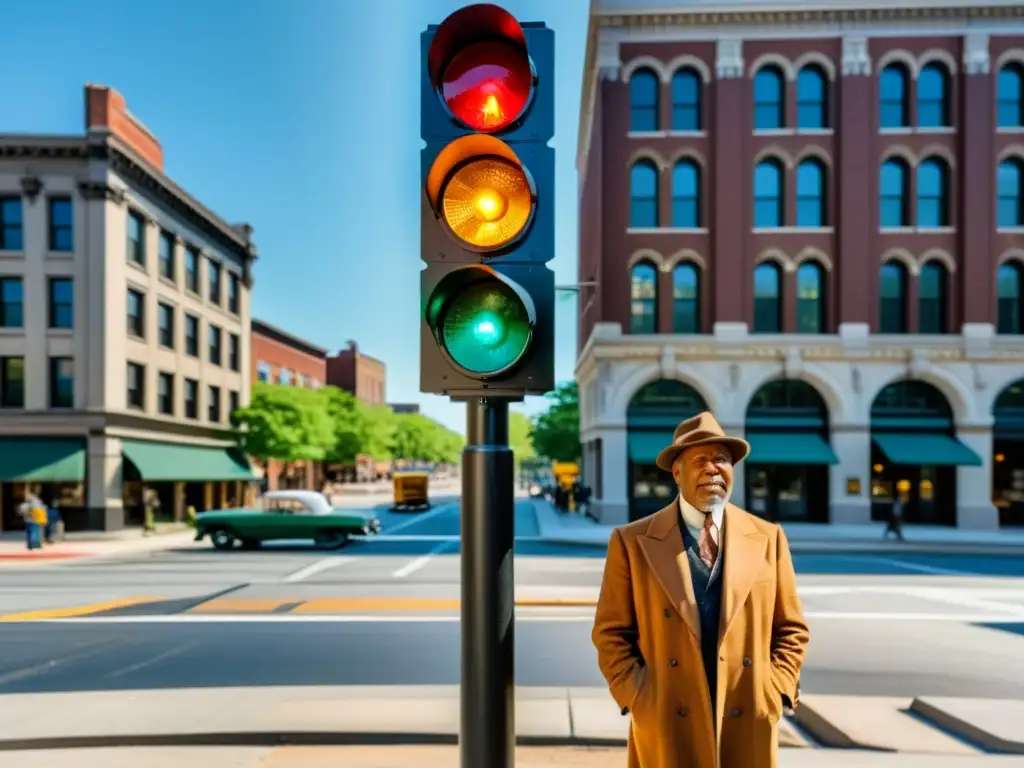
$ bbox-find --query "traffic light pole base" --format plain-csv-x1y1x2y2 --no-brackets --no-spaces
460,397,515,768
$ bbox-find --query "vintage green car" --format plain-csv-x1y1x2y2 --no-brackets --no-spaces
194,490,382,550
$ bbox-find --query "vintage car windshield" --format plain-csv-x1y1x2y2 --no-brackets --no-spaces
262,493,333,516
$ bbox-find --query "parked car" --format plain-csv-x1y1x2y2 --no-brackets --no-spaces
194,490,381,550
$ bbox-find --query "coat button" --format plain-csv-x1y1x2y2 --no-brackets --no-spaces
668,658,678,667
730,708,742,718
677,707,688,717
664,608,671,618
743,657,751,667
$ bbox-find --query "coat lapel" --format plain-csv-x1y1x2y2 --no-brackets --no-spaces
717,503,768,645
637,502,701,642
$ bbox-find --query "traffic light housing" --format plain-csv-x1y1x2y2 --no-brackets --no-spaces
420,3,555,400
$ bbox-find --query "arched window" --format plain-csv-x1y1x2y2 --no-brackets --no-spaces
753,159,784,228
671,68,701,131
796,261,826,333
629,262,658,333
796,159,827,227
998,261,1023,334
879,261,908,333
629,160,659,228
753,65,785,130
672,262,700,333
917,157,950,228
629,68,660,132
918,261,948,334
753,262,782,333
997,63,1024,128
796,65,828,129
879,63,910,128
880,158,910,227
998,158,1024,228
671,160,701,227
917,62,951,128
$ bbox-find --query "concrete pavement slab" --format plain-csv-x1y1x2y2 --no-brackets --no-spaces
912,697,1024,754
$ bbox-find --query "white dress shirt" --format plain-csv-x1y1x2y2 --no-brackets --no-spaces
678,494,723,574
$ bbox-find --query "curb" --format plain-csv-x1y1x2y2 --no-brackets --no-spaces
911,698,1024,754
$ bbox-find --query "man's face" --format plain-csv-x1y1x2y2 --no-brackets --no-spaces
672,442,734,513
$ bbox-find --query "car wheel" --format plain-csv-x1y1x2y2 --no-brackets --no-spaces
210,529,235,550
315,532,348,549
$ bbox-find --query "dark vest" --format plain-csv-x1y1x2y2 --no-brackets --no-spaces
679,518,723,714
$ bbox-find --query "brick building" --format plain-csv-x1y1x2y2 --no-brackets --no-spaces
326,341,386,405
251,319,326,490
575,0,1024,530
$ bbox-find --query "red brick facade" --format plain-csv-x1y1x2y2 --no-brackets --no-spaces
252,320,326,389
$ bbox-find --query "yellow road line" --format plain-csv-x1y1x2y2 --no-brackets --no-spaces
292,597,461,612
0,596,164,622
191,598,298,613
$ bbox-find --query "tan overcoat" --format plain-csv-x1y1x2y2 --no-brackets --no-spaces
592,501,810,768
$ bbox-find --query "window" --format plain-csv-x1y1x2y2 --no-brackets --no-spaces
158,302,175,348
48,197,73,251
998,64,1024,128
158,230,175,280
1,357,25,408
753,66,784,130
917,63,950,128
48,278,73,329
671,160,701,227
879,63,909,128
917,157,949,228
796,261,826,333
279,368,293,385
997,262,1023,334
208,261,222,304
229,333,240,371
671,68,701,131
998,159,1023,228
257,360,271,382
629,160,659,227
0,278,24,328
879,261,908,333
879,159,910,227
48,357,73,408
753,262,782,333
184,378,199,419
918,261,947,334
795,159,826,227
753,160,784,227
672,263,700,333
126,362,145,409
229,390,240,419
629,68,659,132
796,65,828,129
629,262,657,334
209,325,222,365
208,385,221,422
0,198,23,251
185,314,199,356
126,210,145,264
228,273,240,314
126,289,144,338
185,246,199,292
158,372,174,415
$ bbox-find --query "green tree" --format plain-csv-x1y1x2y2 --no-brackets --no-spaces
233,382,334,464
530,381,580,463
509,411,537,466
317,386,368,464
360,404,397,460
391,414,441,461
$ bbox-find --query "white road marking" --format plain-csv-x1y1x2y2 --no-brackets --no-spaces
392,540,458,578
381,502,459,536
103,642,199,679
282,556,355,583
860,556,972,577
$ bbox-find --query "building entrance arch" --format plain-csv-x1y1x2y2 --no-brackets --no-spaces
993,379,1024,527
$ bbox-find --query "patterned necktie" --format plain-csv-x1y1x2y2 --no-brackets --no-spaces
698,514,718,568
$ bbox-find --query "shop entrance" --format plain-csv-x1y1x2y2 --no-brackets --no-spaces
993,378,1024,527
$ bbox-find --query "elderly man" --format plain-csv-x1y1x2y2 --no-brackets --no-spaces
592,412,809,768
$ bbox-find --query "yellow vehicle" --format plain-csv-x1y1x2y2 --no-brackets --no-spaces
551,462,580,490
392,471,431,512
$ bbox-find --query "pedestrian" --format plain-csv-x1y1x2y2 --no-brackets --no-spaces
884,496,906,541
143,489,159,536
592,412,810,768
19,491,46,550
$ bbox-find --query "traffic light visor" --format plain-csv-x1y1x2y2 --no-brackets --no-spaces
426,266,535,377
427,4,534,133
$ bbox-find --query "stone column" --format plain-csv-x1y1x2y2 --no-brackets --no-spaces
829,426,872,524
592,425,628,526
172,481,185,522
956,427,999,530
86,434,124,530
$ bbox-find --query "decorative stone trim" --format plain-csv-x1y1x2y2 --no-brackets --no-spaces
716,38,744,79
78,181,127,205
842,36,871,77
964,33,991,74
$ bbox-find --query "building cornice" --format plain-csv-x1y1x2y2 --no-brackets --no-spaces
252,319,328,360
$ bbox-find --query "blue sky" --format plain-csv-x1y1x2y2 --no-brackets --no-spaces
0,0,587,434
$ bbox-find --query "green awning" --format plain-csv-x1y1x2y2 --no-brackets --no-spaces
628,432,673,463
873,433,982,467
121,440,259,482
0,438,85,482
747,432,839,465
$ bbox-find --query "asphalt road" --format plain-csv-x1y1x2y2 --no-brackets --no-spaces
2,498,1024,699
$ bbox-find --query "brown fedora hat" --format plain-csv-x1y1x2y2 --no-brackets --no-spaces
655,411,750,472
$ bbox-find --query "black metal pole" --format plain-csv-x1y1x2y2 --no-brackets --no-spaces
460,396,515,768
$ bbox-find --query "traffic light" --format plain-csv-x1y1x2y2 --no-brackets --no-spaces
420,2,555,400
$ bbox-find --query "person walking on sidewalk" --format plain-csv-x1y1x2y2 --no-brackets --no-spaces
19,491,47,550
592,412,810,768
884,496,906,541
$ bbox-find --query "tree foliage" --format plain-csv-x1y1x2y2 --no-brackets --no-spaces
530,381,580,463
509,411,537,466
233,382,334,463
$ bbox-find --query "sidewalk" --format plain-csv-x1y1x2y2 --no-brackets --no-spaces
0,526,196,564
532,499,1024,553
